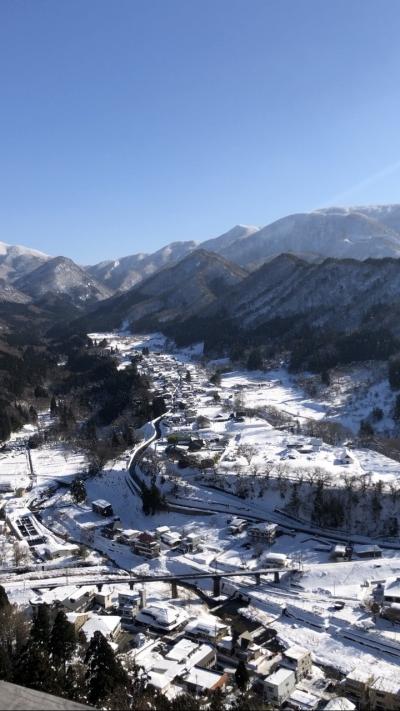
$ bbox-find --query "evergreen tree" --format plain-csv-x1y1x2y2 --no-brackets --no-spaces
312,480,324,526
321,369,331,386
169,694,201,711
50,395,58,416
288,483,301,515
394,394,400,421
85,631,128,705
0,645,12,681
359,419,374,437
185,370,192,382
0,585,10,611
208,688,225,711
14,640,55,693
247,348,263,371
70,478,86,503
234,659,249,691
210,371,221,386
389,355,400,390
30,604,51,649
50,610,76,667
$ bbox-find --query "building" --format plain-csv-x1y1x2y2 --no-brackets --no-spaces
160,530,182,548
94,585,114,609
353,544,382,559
229,517,248,535
369,676,400,711
344,668,373,707
249,522,278,543
92,499,113,517
182,667,228,695
65,612,89,632
165,638,215,668
383,577,400,604
133,531,160,558
118,590,141,619
30,585,95,614
185,614,230,643
264,552,288,567
331,544,347,560
180,532,201,553
118,529,140,545
264,668,296,706
135,602,189,632
155,525,170,538
286,688,319,710
81,614,121,643
282,645,312,681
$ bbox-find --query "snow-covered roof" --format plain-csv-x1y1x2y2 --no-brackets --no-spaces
92,499,112,508
185,614,227,636
346,668,374,684
370,676,400,695
284,644,310,661
155,525,170,535
325,699,356,711
250,522,278,532
384,577,400,598
136,602,188,629
265,667,295,686
30,585,95,606
183,666,224,690
81,614,121,641
165,638,213,665
288,688,319,710
264,552,287,562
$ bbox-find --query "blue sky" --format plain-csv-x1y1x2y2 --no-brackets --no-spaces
1,0,400,263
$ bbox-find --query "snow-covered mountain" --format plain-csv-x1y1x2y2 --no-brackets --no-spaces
86,241,198,292
15,256,112,307
222,209,400,267
317,204,400,233
87,225,259,292
78,249,248,332
0,241,51,283
200,254,400,337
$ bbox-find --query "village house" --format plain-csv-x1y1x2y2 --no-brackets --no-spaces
281,645,312,681
264,551,288,567
264,667,296,706
161,530,182,548
135,602,189,633
81,614,121,645
94,585,114,609
165,637,216,669
185,614,230,643
229,517,248,535
92,499,113,517
286,688,320,710
30,585,95,614
249,522,278,543
117,590,141,619
118,528,140,545
133,531,161,558
343,668,374,707
181,668,228,695
179,531,202,553
369,676,400,711
383,577,400,604
353,544,382,559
